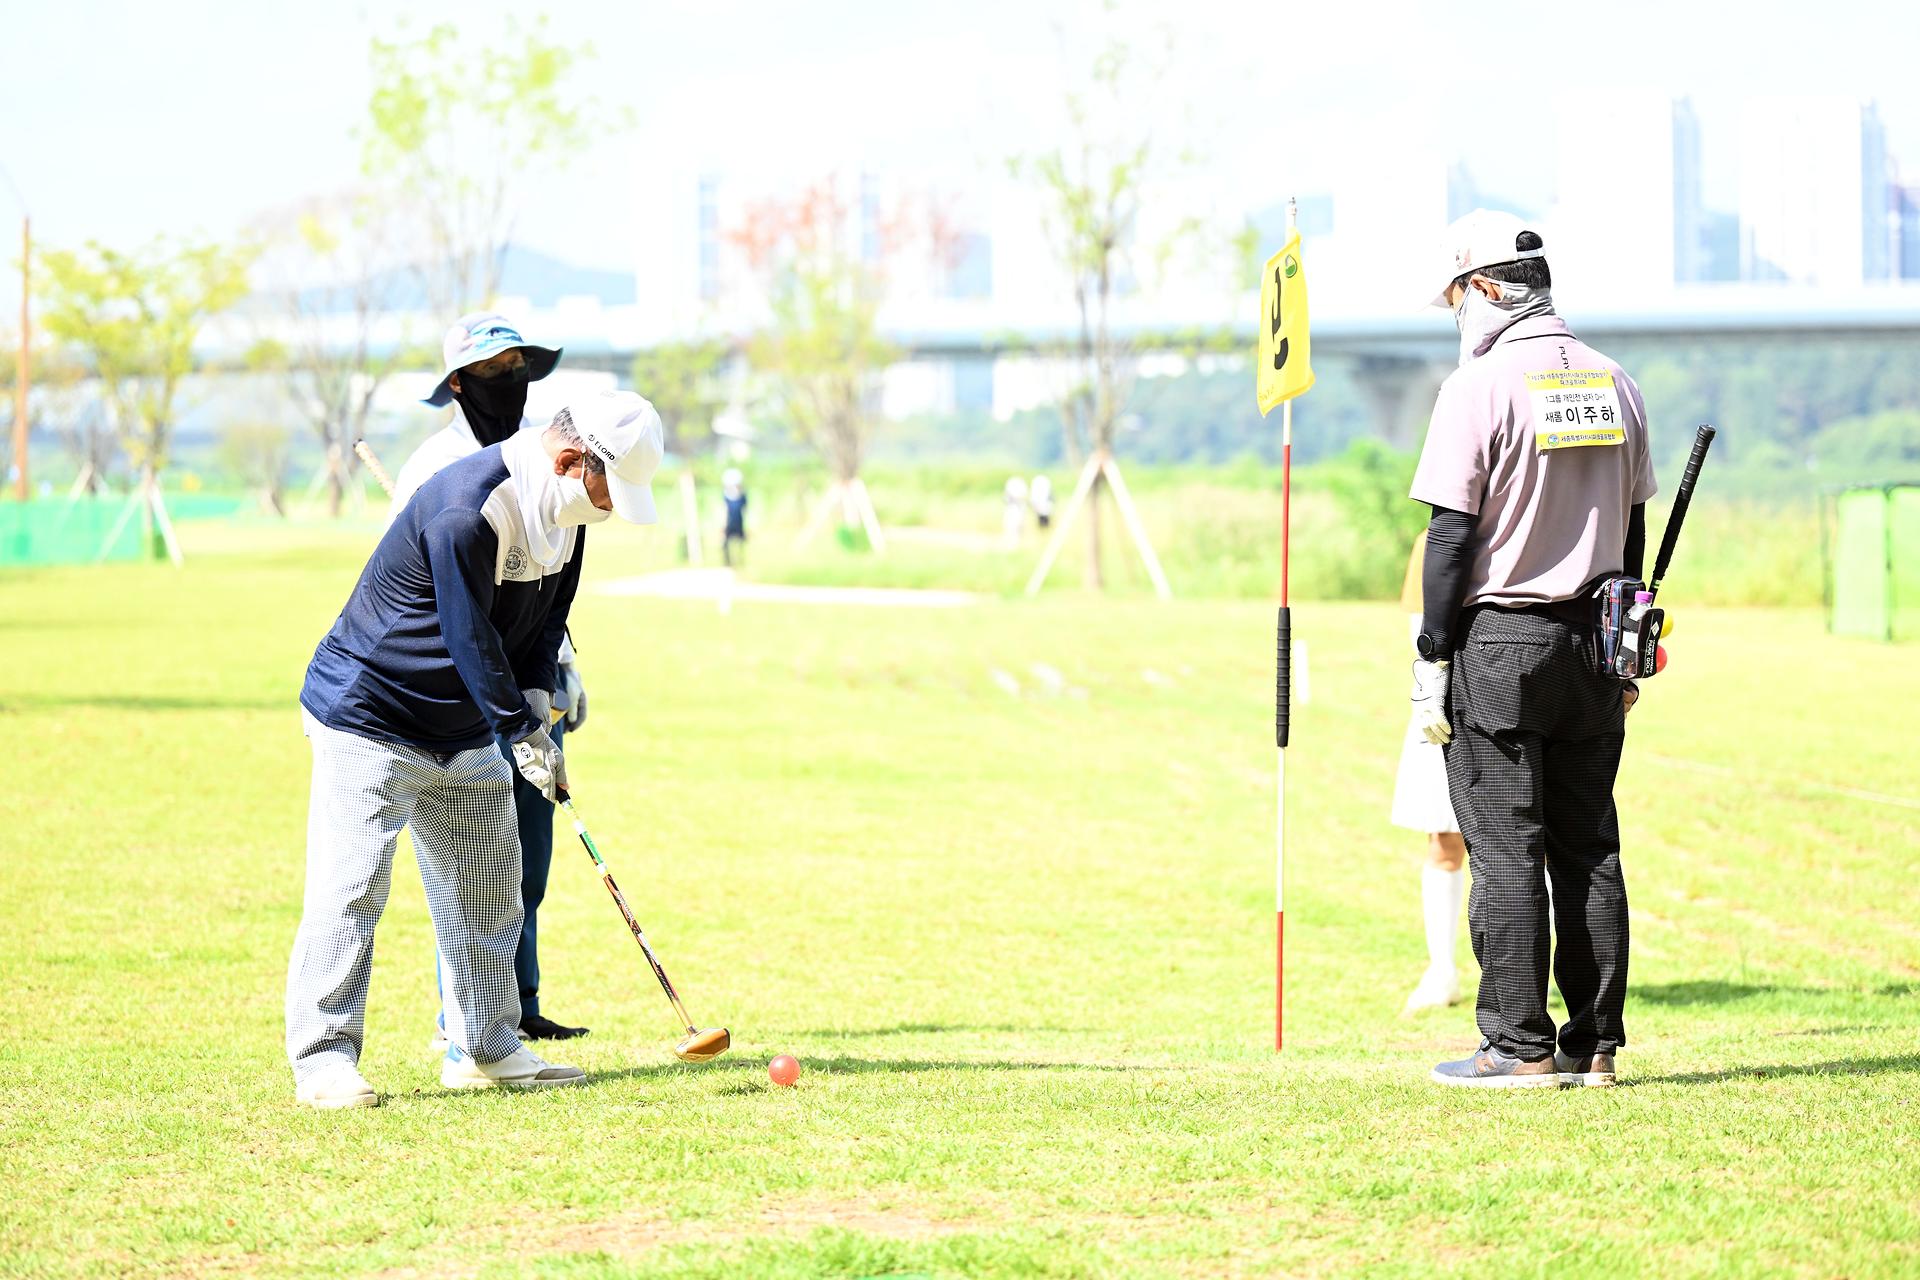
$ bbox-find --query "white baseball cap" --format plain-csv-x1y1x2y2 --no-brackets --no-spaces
423,311,562,406
1428,209,1546,308
565,390,665,525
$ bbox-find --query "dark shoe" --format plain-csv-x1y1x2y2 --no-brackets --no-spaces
1430,1042,1564,1089
1554,1048,1617,1088
519,1013,589,1041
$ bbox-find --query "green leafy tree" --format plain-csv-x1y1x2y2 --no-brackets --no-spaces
631,338,732,460
733,183,899,489
249,191,414,516
362,19,599,315
219,420,293,516
37,237,254,497
1011,18,1192,588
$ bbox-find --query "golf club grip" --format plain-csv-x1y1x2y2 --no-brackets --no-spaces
1275,606,1291,749
1650,424,1716,593
354,439,396,498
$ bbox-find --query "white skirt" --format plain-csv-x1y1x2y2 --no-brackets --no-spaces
1391,614,1460,834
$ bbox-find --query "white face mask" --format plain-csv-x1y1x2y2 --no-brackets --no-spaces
505,431,610,569
1453,277,1554,366
553,472,612,528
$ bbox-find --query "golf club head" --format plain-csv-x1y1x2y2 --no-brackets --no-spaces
674,1027,731,1063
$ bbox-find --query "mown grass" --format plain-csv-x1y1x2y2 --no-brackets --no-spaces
0,519,1914,1279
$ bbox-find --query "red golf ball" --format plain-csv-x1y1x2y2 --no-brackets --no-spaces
768,1054,801,1087
1654,645,1668,674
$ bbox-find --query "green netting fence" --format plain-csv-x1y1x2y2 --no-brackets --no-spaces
1824,484,1920,642
0,494,248,567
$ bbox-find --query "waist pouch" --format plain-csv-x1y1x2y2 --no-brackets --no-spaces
1591,576,1662,681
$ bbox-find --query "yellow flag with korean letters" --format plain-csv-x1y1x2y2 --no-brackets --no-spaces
1257,231,1314,415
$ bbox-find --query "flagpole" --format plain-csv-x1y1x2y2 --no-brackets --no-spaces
1275,195,1296,1053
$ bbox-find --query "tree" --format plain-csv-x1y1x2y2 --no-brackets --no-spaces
219,420,294,516
631,338,732,460
1012,19,1191,589
37,237,254,521
362,19,598,316
732,180,916,543
248,191,413,516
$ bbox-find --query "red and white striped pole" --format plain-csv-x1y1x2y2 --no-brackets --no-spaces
1273,196,1297,1053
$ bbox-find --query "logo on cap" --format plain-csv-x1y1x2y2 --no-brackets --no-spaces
582,430,617,462
1454,248,1471,269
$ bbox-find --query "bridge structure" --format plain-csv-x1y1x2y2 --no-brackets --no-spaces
533,286,1920,448
196,285,1920,450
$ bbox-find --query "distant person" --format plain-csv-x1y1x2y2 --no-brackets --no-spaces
392,311,595,1046
1411,210,1656,1089
286,391,664,1108
1002,475,1029,548
1392,528,1466,1014
1030,473,1054,529
721,468,748,567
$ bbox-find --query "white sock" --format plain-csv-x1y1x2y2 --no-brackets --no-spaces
1422,864,1465,976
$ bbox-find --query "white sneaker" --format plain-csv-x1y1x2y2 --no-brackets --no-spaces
440,1043,586,1091
1403,968,1462,1014
295,1062,378,1110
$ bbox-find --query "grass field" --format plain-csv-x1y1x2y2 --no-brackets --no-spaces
2,520,1916,1279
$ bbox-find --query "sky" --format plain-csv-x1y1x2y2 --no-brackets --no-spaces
3,0,1919,308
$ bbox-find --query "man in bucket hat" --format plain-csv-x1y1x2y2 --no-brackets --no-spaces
392,312,595,1046
287,390,664,1108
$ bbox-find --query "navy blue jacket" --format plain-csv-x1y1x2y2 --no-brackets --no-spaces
300,445,582,752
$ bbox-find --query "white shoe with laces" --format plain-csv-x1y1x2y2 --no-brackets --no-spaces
440,1043,586,1091
295,1062,378,1110
1403,967,1462,1014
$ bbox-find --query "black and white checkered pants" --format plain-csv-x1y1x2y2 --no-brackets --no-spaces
286,710,526,1081
1443,606,1629,1060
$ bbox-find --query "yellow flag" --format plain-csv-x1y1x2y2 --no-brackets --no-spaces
1256,231,1314,415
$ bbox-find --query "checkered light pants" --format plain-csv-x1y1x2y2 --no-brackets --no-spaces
1443,606,1630,1061
286,710,525,1081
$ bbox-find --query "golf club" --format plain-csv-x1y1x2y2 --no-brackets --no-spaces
1648,422,1717,601
354,439,397,497
555,788,731,1063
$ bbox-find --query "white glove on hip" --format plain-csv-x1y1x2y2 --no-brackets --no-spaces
511,725,567,802
522,687,554,729
557,662,587,732
1411,659,1453,746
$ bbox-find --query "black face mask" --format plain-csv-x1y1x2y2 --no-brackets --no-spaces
452,364,532,447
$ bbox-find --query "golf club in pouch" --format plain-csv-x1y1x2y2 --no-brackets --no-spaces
1593,423,1716,680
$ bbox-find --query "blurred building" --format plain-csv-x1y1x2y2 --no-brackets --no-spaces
1738,97,1892,285
1544,91,1705,295
1898,182,1920,281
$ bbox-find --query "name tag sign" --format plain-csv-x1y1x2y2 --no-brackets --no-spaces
1528,370,1625,450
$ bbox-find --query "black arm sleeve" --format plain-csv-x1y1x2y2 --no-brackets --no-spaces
1624,502,1646,581
1421,505,1476,656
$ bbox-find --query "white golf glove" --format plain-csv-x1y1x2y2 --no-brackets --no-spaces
522,687,553,728
1411,659,1453,746
555,662,587,732
511,724,567,802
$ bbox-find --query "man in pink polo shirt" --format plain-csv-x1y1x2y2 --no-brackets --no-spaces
1408,210,1658,1090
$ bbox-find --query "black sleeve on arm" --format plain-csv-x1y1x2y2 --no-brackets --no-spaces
1624,502,1646,581
423,511,541,743
516,533,584,694
1421,505,1476,656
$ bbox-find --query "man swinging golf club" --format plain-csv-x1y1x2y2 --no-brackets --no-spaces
395,311,595,1045
286,389,663,1109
